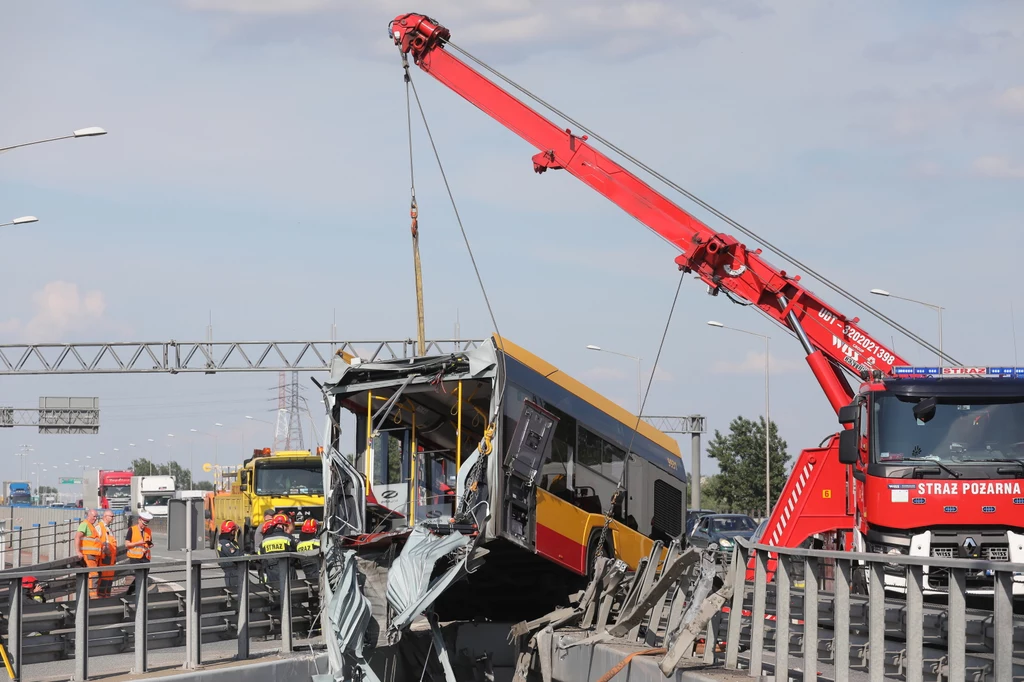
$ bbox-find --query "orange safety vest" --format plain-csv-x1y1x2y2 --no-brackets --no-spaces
126,525,152,560
101,522,117,556
80,521,103,556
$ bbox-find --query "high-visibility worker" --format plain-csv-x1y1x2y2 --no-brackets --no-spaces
124,511,154,598
97,509,118,598
295,518,321,581
217,520,243,592
258,514,296,586
75,509,103,598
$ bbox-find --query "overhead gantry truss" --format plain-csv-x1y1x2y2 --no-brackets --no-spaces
0,339,485,375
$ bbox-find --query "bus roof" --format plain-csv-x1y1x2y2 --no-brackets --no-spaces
493,335,682,458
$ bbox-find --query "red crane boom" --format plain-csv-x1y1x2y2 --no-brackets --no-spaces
390,13,909,415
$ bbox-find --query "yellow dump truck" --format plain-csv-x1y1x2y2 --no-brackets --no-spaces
206,448,324,550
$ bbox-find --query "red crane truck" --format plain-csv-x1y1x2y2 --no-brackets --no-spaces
389,13,1024,595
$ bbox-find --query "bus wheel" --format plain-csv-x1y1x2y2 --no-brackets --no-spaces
585,530,614,580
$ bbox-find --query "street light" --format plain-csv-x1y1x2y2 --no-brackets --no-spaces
708,321,772,519
0,127,107,154
870,288,945,365
586,345,642,415
1,216,38,228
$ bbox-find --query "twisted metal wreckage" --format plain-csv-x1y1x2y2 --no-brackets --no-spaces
314,447,731,682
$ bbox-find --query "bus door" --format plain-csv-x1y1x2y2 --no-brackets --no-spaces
502,400,558,548
412,450,457,523
367,426,413,528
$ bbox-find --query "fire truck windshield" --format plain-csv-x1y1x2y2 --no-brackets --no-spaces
874,394,1024,464
105,485,130,499
255,464,324,496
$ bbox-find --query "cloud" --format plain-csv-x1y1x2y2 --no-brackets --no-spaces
910,161,943,177
179,1,731,59
710,351,803,375
580,366,629,382
970,155,1024,179
996,86,1024,115
865,27,1011,64
1,281,107,340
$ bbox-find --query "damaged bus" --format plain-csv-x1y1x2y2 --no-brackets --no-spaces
321,335,687,619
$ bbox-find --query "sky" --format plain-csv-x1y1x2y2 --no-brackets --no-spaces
1,1,1022,496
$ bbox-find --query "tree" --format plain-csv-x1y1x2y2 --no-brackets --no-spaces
37,485,58,495
192,481,214,492
130,458,196,489
704,416,789,517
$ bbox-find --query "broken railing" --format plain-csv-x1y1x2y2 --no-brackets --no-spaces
513,539,1024,681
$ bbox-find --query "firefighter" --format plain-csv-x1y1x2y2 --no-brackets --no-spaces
75,508,103,598
217,520,243,592
295,518,321,581
124,511,154,597
21,576,46,604
258,514,296,587
97,509,118,598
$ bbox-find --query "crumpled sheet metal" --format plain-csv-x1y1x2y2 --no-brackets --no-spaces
386,525,472,632
313,548,381,682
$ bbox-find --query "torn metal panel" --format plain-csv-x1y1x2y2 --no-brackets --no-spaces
386,503,491,633
314,548,381,682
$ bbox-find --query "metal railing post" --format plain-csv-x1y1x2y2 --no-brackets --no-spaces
31,524,40,565
993,570,1013,682
1,521,7,570
724,545,747,669
68,519,77,558
13,526,22,568
280,559,293,652
775,555,791,678
868,562,884,676
749,549,767,677
9,577,22,682
133,567,149,674
834,559,850,682
185,559,202,668
803,556,819,679
906,565,924,682
947,567,966,682
237,558,250,660
74,571,90,681
49,521,57,561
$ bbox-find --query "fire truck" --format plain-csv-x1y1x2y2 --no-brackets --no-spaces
389,13,1024,595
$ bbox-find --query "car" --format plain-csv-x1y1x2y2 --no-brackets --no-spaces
688,513,758,551
685,509,715,537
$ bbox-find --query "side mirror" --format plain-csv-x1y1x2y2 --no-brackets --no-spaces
838,429,859,465
913,397,937,424
239,483,248,492
203,510,212,520
838,404,858,425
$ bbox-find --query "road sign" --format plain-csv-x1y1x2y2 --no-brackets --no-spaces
202,463,212,473
60,477,83,485
38,397,99,434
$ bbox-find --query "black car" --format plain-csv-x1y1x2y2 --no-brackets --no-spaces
688,513,758,551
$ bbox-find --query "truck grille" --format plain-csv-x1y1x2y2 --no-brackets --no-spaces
982,546,1009,562
930,546,955,559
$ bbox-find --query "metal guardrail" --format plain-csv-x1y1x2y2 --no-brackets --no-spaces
0,515,128,570
515,539,1024,681
724,539,1023,681
0,552,319,681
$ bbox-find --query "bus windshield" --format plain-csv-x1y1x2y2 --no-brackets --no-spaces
874,394,1024,463
255,464,324,496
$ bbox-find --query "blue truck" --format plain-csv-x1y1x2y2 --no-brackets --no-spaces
4,481,32,507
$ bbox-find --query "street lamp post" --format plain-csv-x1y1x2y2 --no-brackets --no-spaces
191,424,223,487
1,216,38,228
870,289,945,365
585,345,642,415
0,127,107,154
708,321,772,519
